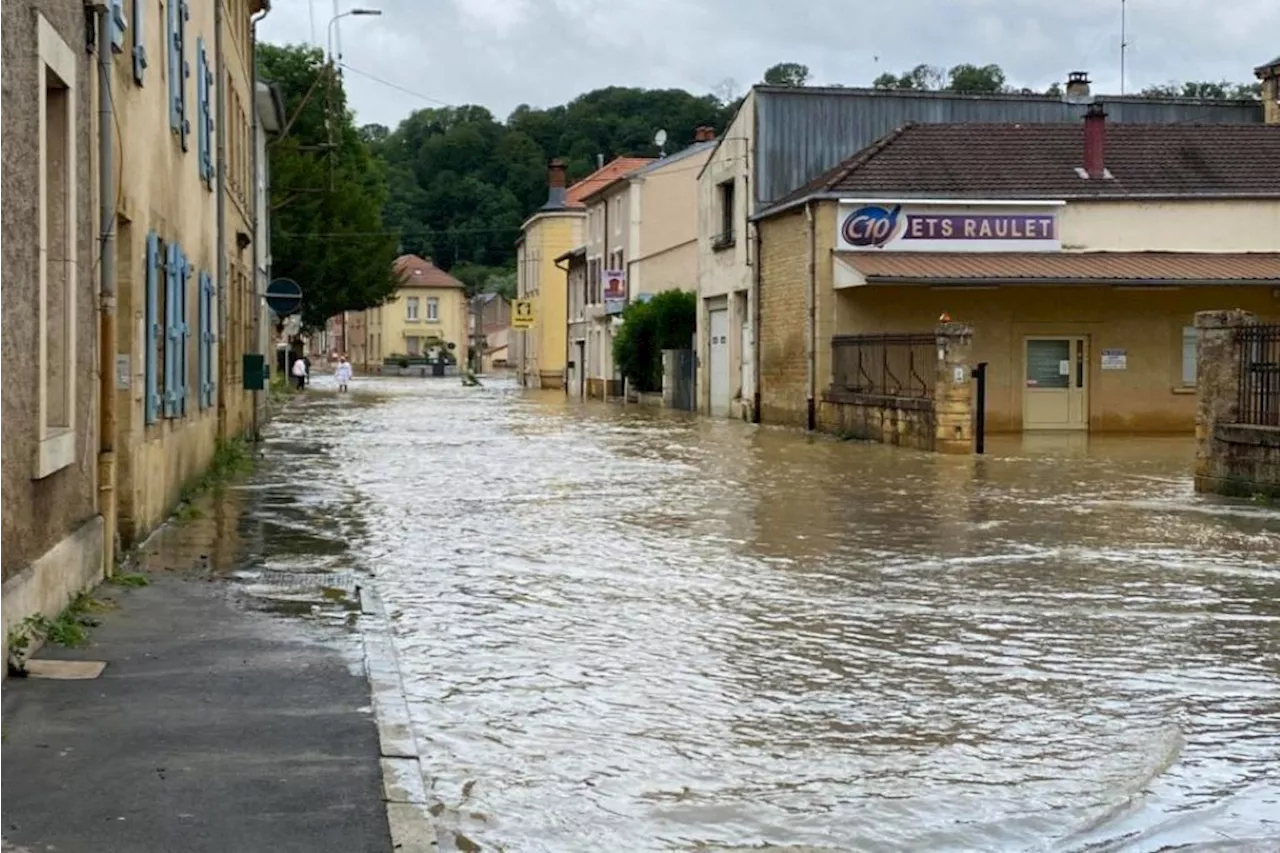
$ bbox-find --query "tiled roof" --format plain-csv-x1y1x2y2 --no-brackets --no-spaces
393,254,465,289
566,157,655,206
767,123,1280,212
1257,54,1280,73
842,252,1280,284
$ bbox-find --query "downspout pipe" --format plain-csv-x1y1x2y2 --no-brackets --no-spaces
215,0,228,436
805,201,816,432
751,225,761,424
97,5,118,578
250,2,270,441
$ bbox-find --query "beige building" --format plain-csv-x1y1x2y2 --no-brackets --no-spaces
576,138,713,397
2,0,104,664
1259,55,1280,125
696,77,1268,423
363,255,470,368
514,159,635,389
754,119,1280,436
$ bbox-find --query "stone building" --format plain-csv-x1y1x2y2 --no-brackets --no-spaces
697,75,1269,423
1,0,104,664
361,256,470,369
753,118,1280,438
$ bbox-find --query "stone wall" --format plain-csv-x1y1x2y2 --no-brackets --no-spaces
1194,309,1280,499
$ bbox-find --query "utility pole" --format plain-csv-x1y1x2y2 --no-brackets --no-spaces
1120,0,1128,95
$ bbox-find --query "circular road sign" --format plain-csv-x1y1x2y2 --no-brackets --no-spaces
265,278,303,317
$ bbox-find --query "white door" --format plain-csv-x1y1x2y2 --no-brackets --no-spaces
740,315,753,400
709,308,730,417
1023,336,1089,430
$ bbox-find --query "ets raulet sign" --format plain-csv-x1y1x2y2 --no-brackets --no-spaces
836,201,1062,253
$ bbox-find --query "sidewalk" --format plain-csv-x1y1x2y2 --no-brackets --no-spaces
1,500,394,852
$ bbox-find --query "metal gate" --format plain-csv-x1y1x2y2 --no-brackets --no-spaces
665,348,695,411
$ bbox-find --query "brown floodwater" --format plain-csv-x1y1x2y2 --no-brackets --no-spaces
261,374,1280,852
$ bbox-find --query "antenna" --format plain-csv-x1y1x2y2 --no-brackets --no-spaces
654,129,668,156
1120,0,1128,95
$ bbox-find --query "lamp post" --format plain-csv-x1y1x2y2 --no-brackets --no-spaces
327,8,381,63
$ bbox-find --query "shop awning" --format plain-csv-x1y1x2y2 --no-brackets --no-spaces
833,252,1280,288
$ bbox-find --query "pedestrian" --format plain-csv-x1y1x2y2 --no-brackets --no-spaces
302,355,312,387
291,355,308,391
335,355,353,393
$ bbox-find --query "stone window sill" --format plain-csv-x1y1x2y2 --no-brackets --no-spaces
1171,386,1196,395
35,428,75,480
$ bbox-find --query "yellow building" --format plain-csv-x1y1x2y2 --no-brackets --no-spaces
107,0,264,544
755,119,1280,436
363,256,470,368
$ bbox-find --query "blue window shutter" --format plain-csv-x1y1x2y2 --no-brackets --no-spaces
110,0,127,53
145,233,160,425
131,0,146,85
196,39,208,185
178,250,191,416
178,1,190,151
167,0,179,131
197,271,207,409
208,275,218,404
203,43,215,183
163,242,178,418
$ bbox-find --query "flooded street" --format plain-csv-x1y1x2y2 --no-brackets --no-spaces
263,376,1280,852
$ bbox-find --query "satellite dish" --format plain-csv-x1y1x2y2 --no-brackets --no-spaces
654,128,668,155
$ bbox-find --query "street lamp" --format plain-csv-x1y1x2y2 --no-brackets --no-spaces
327,8,381,63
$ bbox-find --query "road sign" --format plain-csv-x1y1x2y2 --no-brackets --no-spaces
265,278,303,317
512,299,535,329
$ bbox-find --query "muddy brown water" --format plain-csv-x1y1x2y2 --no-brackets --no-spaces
250,376,1279,851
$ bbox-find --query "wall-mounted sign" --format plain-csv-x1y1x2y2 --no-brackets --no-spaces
603,269,627,315
1101,348,1127,370
836,201,1062,253
512,299,535,329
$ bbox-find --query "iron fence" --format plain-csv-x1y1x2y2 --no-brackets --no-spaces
830,333,936,400
1238,324,1280,427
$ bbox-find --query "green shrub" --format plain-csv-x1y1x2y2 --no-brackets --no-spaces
612,290,696,393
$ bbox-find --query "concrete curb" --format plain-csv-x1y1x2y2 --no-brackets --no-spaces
360,585,437,851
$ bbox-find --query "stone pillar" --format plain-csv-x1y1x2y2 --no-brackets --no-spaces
934,322,974,454
1194,309,1255,491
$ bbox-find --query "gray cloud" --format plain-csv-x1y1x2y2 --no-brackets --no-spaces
259,0,1278,129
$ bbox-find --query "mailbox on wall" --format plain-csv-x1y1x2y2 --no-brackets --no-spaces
243,354,268,390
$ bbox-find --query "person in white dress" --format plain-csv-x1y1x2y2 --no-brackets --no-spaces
334,356,353,393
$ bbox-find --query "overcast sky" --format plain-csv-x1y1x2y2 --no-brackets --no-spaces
259,0,1278,130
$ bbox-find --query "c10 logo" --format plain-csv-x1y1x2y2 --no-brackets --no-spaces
841,204,903,248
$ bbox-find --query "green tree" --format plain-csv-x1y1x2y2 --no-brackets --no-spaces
612,290,696,393
947,63,1007,93
763,62,811,87
1140,80,1261,99
258,44,399,330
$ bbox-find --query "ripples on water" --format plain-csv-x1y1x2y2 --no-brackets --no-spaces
266,376,1280,852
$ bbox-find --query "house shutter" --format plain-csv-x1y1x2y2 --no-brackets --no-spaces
145,232,160,425
164,242,179,418
177,250,191,416
204,46,215,181
110,0,127,53
196,39,208,184
178,0,190,150
167,0,179,131
131,0,146,84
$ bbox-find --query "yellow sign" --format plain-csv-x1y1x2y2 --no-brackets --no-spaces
512,299,535,329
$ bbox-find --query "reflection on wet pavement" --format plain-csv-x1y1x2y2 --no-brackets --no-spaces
260,376,1278,852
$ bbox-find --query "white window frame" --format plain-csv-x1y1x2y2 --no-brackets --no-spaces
405,296,419,321
36,14,78,479
426,296,439,322
1181,325,1197,387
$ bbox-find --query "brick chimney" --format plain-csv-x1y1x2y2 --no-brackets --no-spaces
543,158,567,209
1257,55,1280,124
694,126,717,142
1082,102,1110,179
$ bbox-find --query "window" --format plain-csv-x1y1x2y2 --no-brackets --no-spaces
426,297,439,322
145,235,192,422
168,0,189,149
196,37,213,186
587,258,600,304
163,241,191,418
1181,326,1197,387
131,0,147,83
613,196,622,233
713,179,736,250
406,336,421,356
406,297,420,320
36,15,78,478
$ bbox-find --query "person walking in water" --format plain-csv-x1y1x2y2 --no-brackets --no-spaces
334,356,353,393
291,355,308,391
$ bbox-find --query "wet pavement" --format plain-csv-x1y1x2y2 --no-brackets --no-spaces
109,375,1280,850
